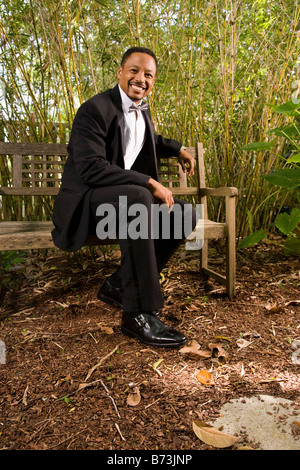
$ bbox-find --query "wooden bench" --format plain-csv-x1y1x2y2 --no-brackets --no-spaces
0,142,238,297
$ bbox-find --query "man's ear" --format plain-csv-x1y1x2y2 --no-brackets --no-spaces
117,66,122,80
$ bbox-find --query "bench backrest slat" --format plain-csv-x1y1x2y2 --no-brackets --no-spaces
0,142,68,155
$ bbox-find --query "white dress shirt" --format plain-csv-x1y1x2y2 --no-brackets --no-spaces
118,85,146,169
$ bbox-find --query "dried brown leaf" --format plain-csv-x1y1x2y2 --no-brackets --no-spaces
236,445,255,450
196,369,215,386
54,374,72,387
179,340,211,359
127,386,141,407
208,342,228,359
99,325,114,335
193,420,237,448
236,338,253,349
264,303,284,314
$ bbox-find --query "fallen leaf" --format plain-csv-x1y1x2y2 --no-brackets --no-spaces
153,358,164,368
208,342,228,359
243,330,261,339
152,358,164,376
196,369,215,386
179,340,211,359
78,382,90,391
98,325,114,335
264,303,284,314
127,387,141,407
54,374,72,387
236,445,254,450
192,420,237,448
236,338,253,349
77,378,105,393
214,335,232,343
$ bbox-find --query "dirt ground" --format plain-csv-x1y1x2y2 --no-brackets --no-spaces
0,239,299,451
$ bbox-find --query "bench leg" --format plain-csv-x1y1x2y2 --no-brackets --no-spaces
200,238,208,270
199,200,236,298
225,196,236,299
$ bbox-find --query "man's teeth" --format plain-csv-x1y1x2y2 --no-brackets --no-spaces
131,84,145,91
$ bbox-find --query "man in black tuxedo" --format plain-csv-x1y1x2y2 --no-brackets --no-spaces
52,47,197,348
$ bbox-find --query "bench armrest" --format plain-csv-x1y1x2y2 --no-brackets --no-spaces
199,187,238,197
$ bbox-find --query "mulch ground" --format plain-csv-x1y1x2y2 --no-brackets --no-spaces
0,239,299,450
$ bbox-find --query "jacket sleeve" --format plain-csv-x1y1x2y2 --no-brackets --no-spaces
154,133,182,158
70,100,151,188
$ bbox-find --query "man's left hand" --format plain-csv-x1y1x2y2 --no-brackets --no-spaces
178,148,195,176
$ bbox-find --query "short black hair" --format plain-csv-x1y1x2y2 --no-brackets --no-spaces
120,47,158,69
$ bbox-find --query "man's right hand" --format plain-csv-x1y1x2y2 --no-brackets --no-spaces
146,178,174,208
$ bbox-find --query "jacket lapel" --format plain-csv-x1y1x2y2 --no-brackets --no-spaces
110,85,126,163
143,110,156,153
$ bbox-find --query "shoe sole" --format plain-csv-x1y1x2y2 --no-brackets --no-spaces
121,326,187,349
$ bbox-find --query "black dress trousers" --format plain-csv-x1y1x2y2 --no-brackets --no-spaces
90,184,197,313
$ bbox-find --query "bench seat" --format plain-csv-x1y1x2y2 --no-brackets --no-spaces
0,218,228,251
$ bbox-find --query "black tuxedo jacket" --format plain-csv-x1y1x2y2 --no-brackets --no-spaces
52,85,182,252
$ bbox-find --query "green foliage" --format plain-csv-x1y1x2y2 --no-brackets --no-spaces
241,141,277,151
238,229,268,249
283,236,300,255
240,97,300,255
269,100,300,116
263,169,300,190
275,208,300,236
0,250,26,292
274,208,300,255
1,250,25,271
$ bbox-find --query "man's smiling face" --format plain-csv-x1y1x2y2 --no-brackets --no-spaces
117,52,156,103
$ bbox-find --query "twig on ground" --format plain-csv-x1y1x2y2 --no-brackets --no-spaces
100,379,121,419
115,422,126,441
85,343,120,381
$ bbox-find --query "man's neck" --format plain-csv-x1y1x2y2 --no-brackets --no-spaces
118,85,142,108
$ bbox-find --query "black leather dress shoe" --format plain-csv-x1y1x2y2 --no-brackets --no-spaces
97,279,123,308
121,312,187,348
97,279,161,317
